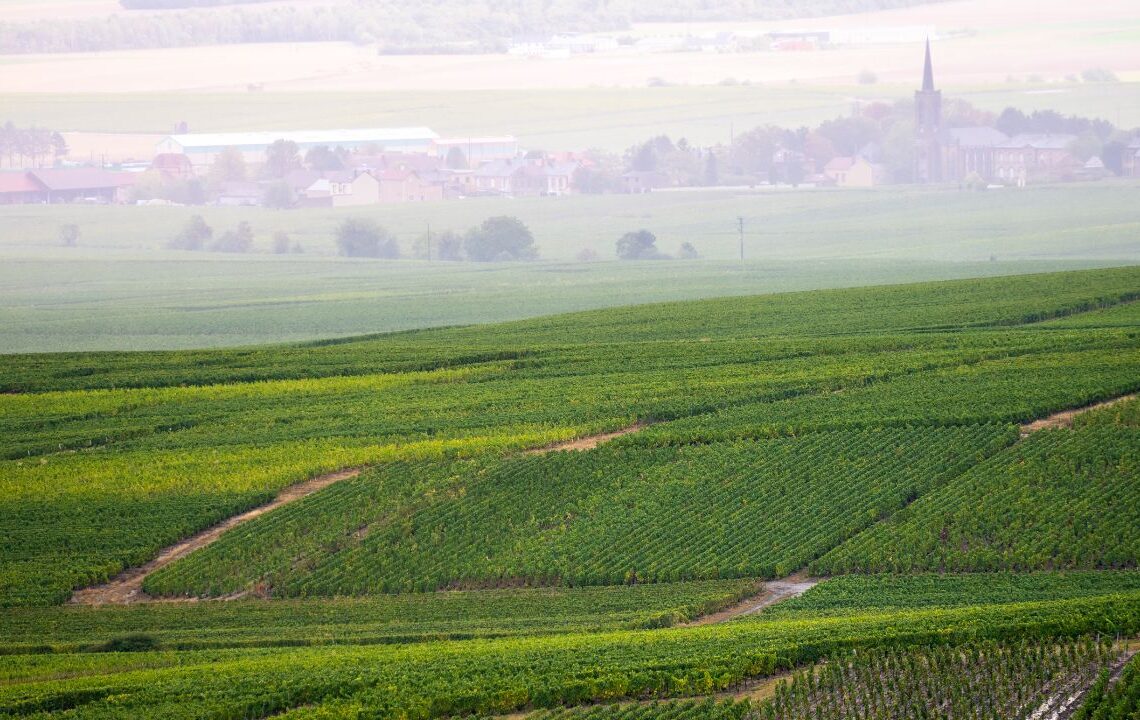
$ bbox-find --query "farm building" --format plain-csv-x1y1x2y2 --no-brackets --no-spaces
0,168,135,204
156,128,440,171
0,172,46,204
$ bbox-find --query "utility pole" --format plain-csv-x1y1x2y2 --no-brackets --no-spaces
737,216,745,261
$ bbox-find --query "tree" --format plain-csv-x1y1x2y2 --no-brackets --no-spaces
265,139,301,178
463,216,537,262
305,145,344,171
445,146,468,169
1068,132,1103,163
703,152,719,186
576,248,600,262
168,214,212,251
272,231,291,254
211,221,254,253
208,146,246,187
677,241,699,259
435,230,463,261
616,229,665,260
261,181,294,209
58,224,79,247
573,150,623,193
335,218,399,258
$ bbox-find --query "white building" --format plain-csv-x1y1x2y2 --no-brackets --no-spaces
155,128,440,171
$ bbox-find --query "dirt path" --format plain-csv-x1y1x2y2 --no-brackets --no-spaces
70,468,361,605
1041,647,1138,720
525,423,646,454
71,425,648,605
686,573,820,626
1020,394,1136,437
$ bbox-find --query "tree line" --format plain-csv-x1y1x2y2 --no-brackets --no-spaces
1,0,945,54
0,123,67,169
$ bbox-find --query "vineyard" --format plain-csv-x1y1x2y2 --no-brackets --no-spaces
508,637,1124,720
813,402,1140,574
1,267,1139,717
0,580,758,654
1073,653,1140,720
762,571,1140,620
2,593,1139,719
140,426,1013,597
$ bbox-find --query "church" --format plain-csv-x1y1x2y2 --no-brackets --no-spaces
913,42,1080,186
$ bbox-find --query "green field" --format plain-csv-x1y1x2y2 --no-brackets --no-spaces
2,266,1139,717
2,183,1138,352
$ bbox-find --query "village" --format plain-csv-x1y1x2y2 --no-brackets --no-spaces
0,46,1137,208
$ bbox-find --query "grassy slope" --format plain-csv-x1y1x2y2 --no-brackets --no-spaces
2,183,1138,352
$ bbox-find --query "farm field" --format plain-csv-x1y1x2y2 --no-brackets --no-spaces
2,183,1138,352
4,81,1139,157
1,266,1138,717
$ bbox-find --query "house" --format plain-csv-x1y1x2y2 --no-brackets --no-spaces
1123,137,1140,177
151,153,195,181
993,134,1079,186
823,156,887,187
1078,156,1107,181
27,168,135,203
302,171,380,208
622,170,668,194
376,169,443,203
542,162,579,196
0,172,47,204
217,181,262,207
474,159,524,194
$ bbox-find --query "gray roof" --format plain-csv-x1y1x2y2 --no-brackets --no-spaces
948,127,1009,148
997,133,1077,150
163,127,438,150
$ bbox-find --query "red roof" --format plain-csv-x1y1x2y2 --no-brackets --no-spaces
0,172,45,194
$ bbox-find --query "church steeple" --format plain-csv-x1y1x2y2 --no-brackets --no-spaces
922,38,935,91
914,39,943,183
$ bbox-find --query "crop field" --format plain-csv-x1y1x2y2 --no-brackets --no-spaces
2,183,1138,352
5,80,1139,155
1,266,1139,717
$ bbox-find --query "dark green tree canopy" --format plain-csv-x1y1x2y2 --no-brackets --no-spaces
335,218,399,259
463,216,537,262
616,229,666,260
167,214,213,251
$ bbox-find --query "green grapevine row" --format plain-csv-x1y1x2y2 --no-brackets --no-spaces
3,592,1139,719
143,426,1012,597
813,423,1140,574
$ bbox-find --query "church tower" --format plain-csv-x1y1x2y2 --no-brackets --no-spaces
913,39,943,183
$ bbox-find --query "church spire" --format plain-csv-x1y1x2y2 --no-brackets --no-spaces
922,38,934,91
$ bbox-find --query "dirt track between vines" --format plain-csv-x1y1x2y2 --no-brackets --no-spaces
1019,394,1136,437
70,468,362,605
70,425,645,605
685,573,820,626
